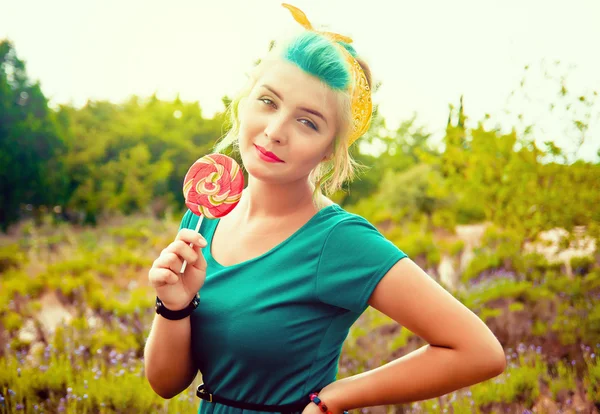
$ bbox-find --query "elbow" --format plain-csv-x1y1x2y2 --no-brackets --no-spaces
144,361,184,400
491,347,507,376
145,373,181,400
155,389,179,400
144,359,196,400
479,342,507,378
488,335,507,376
144,347,179,399
464,338,507,379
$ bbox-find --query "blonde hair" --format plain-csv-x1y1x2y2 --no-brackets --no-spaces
214,39,373,209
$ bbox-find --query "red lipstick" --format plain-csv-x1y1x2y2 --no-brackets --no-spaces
254,145,284,163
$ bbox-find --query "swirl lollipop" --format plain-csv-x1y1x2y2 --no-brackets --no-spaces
180,153,244,273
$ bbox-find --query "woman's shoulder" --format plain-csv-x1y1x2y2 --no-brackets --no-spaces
315,200,375,232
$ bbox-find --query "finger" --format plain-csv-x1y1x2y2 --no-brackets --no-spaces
154,250,178,269
165,240,199,264
156,251,184,275
190,246,207,271
166,252,184,274
149,268,179,288
175,229,208,247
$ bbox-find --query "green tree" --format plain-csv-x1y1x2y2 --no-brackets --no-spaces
341,110,439,207
0,40,67,231
433,99,600,238
59,95,226,222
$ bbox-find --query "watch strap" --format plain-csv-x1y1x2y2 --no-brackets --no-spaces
155,294,200,320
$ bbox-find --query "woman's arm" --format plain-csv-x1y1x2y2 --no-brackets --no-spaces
144,314,198,399
316,258,506,411
144,228,208,399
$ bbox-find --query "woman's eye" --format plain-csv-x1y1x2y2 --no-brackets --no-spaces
260,98,275,107
300,119,318,131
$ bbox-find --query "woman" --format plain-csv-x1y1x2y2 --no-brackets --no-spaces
144,4,506,414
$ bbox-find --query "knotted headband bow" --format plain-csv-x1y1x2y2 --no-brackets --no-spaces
282,3,373,147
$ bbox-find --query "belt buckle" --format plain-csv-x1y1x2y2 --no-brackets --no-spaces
197,383,213,403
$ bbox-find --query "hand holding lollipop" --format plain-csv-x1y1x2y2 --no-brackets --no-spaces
148,154,243,311
180,154,244,273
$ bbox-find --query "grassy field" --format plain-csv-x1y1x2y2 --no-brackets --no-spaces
0,214,599,413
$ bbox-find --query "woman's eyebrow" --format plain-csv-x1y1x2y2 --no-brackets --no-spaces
299,106,327,126
260,84,328,126
261,84,283,101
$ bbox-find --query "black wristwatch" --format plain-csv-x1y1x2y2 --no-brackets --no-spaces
155,293,200,320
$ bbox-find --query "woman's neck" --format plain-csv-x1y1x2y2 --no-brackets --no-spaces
236,176,317,222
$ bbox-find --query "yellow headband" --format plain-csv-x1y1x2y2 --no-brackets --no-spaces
282,3,373,147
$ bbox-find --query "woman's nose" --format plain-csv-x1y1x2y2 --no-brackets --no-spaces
264,115,288,144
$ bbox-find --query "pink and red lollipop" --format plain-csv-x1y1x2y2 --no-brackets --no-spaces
180,154,244,272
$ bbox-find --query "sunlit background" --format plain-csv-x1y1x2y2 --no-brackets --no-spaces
1,1,600,413
2,0,599,159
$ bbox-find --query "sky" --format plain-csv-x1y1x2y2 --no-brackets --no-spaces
2,0,599,160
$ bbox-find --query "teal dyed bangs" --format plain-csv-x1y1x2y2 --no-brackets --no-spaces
282,32,354,91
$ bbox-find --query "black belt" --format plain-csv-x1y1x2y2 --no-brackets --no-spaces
196,383,348,413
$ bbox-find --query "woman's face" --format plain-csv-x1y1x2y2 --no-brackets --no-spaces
238,59,339,186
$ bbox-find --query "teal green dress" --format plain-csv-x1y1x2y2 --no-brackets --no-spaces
178,204,408,414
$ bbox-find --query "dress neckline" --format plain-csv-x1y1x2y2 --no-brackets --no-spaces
206,204,339,269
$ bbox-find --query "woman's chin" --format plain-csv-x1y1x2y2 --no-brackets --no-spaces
246,163,308,188
244,159,283,181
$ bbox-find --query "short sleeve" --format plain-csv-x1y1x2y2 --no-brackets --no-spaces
315,216,408,313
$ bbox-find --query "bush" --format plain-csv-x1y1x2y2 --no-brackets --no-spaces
392,229,441,267
571,255,594,276
0,243,26,272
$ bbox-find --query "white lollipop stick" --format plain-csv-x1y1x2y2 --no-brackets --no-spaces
180,215,204,274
